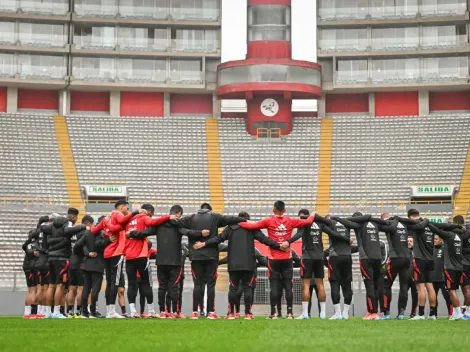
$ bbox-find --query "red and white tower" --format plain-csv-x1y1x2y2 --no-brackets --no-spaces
216,0,322,136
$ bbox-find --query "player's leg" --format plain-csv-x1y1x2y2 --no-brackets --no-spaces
190,261,205,319
75,270,84,317
66,268,77,317
461,268,470,319
413,258,429,319
90,272,103,318
227,271,240,318
313,260,327,319
108,255,125,318
409,276,418,318
339,256,353,320
268,259,281,319
81,270,92,318
23,270,33,318
281,259,294,319
446,270,463,320
118,281,127,316
396,259,409,319
437,281,452,318
382,258,397,319
242,271,256,319
177,275,185,317
157,265,170,315
328,256,341,319
138,281,146,315
205,260,219,319
125,259,139,317
277,281,283,317
360,259,377,319
298,259,313,319
136,258,153,317
235,283,243,316
167,265,183,317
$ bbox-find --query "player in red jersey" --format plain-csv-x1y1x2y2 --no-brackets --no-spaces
240,200,314,319
90,199,137,318
125,204,177,317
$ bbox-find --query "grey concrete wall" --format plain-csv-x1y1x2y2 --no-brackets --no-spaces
110,91,120,116
7,87,18,113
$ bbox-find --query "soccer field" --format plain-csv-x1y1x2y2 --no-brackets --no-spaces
1,318,468,352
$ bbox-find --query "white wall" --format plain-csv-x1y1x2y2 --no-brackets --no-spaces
220,0,318,113
221,0,247,112
291,0,317,112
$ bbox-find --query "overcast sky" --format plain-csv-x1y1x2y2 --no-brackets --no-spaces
221,0,317,112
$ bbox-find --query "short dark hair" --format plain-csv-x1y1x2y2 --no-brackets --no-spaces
352,212,362,217
407,209,420,218
453,215,465,225
274,200,285,212
238,211,250,220
298,209,310,217
82,215,94,225
68,208,79,216
170,205,183,215
97,215,106,224
200,203,212,211
115,199,129,209
141,204,155,213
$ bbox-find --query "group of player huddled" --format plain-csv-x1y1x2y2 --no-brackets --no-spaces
20,199,470,320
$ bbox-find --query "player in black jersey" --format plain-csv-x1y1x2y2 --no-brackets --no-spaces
407,237,418,318
22,229,38,318
429,219,470,320
399,209,436,320
461,217,470,320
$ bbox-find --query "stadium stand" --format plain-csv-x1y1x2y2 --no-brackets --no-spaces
0,114,67,199
218,117,321,214
66,115,210,209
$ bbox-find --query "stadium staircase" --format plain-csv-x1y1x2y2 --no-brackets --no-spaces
53,116,85,218
453,143,470,219
205,119,225,213
316,118,333,216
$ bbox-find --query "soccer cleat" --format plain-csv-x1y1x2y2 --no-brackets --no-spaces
225,313,236,320
396,315,405,320
296,314,310,320
427,316,437,321
462,315,470,320
199,311,205,317
37,314,45,319
235,313,241,319
67,314,75,319
130,312,140,318
122,313,131,318
410,315,426,320
244,314,255,320
380,314,391,320
29,314,38,320
190,312,199,320
362,313,372,320
166,313,176,319
174,312,186,319
23,315,30,319
147,313,159,319
363,313,379,320
51,313,67,319
286,314,294,320
267,315,278,320
329,313,343,320
207,312,220,320
342,314,349,320
45,313,53,319
81,314,90,319
91,312,103,319
449,315,461,321
108,312,125,319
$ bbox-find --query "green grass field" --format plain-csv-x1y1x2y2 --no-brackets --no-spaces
1,317,469,352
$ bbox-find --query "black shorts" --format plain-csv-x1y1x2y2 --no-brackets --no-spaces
36,269,50,286
24,270,36,288
413,258,434,284
327,256,352,282
267,258,293,280
119,272,125,288
49,260,70,285
300,259,324,279
445,269,462,290
69,268,84,286
461,265,470,286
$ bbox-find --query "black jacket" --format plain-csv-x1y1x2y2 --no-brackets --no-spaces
178,209,245,261
429,223,469,271
431,244,445,282
70,229,86,270
31,225,62,269
41,217,86,261
204,224,280,271
399,217,432,260
22,230,37,271
316,216,352,257
74,230,109,273
375,218,409,259
131,221,203,266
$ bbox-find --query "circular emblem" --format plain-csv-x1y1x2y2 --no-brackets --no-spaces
260,98,279,117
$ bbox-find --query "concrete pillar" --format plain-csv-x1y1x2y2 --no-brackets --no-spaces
212,93,221,118
369,92,375,117
110,91,120,116
317,94,326,118
163,92,170,117
6,87,17,113
59,90,70,116
419,90,429,116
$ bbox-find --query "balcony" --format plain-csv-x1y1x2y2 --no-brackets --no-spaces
19,0,69,15
319,38,368,53
74,4,117,17
170,70,203,84
0,0,17,12
120,38,168,52
371,70,420,84
19,64,66,80
72,67,116,82
172,39,218,53
0,31,16,45
74,35,115,50
117,68,166,83
370,6,418,19
119,5,168,19
420,3,466,17
0,64,16,78
335,71,368,85
170,7,219,21
371,38,419,51
19,33,67,47
421,36,467,49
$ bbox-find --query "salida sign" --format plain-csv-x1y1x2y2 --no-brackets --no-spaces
90,186,122,193
411,185,455,198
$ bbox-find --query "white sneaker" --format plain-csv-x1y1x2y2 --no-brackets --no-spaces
320,314,327,320
410,315,426,320
449,315,461,321
342,314,349,320
295,314,310,320
106,312,125,319
51,313,67,319
329,313,343,320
